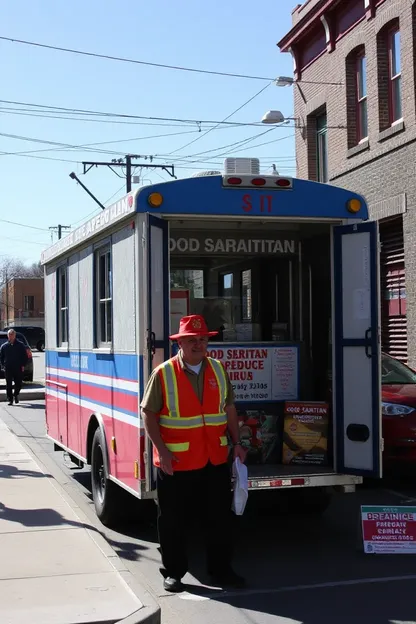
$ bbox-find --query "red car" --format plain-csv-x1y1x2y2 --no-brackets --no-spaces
382,352,416,466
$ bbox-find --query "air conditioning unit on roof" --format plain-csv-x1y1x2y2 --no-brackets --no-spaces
224,158,260,175
191,170,221,177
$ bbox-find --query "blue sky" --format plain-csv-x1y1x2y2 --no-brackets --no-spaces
2,0,297,263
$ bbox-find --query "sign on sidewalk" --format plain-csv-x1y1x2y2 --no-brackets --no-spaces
361,505,416,553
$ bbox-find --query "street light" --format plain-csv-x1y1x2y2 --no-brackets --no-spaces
275,76,294,87
275,75,343,87
261,110,286,124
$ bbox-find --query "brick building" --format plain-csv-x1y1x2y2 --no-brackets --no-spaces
0,277,45,329
278,0,415,365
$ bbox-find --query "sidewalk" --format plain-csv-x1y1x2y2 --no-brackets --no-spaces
0,418,160,624
0,382,45,402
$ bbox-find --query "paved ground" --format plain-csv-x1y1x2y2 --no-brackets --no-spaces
3,399,416,623
0,413,159,624
32,350,45,382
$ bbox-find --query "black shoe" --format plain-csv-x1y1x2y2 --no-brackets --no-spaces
7,399,13,406
14,396,19,404
163,577,184,593
209,568,246,589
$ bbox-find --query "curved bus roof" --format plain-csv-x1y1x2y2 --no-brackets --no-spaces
41,175,368,265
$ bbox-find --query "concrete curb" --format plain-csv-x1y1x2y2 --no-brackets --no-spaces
0,408,161,624
0,383,45,402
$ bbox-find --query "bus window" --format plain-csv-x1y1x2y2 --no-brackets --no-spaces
170,269,204,299
222,273,233,298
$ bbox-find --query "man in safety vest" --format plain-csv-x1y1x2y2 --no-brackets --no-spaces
141,314,246,593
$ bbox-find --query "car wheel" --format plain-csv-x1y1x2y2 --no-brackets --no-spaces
36,341,45,352
91,428,122,527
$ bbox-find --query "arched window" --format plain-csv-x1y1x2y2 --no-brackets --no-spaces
377,19,402,131
346,45,368,147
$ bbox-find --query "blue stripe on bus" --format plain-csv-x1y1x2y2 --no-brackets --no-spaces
46,350,139,382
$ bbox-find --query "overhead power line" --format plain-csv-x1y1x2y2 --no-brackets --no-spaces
0,218,50,232
0,99,266,127
0,235,50,246
0,36,275,82
0,128,213,158
169,82,273,155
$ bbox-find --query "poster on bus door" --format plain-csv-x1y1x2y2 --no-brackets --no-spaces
361,506,416,554
207,344,299,402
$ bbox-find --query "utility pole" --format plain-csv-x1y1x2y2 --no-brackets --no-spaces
81,155,176,195
49,224,71,240
126,154,132,193
5,268,8,327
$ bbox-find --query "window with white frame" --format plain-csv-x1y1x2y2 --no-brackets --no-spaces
57,265,68,345
95,246,112,346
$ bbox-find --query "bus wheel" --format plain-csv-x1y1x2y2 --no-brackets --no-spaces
91,428,120,527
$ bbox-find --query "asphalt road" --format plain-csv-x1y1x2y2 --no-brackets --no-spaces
3,400,416,624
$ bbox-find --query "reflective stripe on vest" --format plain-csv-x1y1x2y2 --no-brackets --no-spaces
208,358,227,412
165,442,190,453
159,360,180,418
159,357,227,428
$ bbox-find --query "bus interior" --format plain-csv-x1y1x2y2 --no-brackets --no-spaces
167,217,336,479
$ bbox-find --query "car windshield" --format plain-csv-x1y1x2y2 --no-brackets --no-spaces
382,354,416,385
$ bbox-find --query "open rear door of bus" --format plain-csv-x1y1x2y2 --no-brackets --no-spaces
144,214,170,490
146,214,170,372
333,221,382,478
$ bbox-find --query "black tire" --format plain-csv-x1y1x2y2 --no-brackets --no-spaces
36,341,44,352
91,428,121,527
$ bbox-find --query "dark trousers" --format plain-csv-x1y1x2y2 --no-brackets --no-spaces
157,462,233,579
5,368,22,401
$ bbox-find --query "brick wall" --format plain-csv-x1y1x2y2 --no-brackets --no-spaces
0,278,44,327
283,0,416,365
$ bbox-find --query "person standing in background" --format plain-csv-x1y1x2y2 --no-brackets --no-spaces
0,329,28,405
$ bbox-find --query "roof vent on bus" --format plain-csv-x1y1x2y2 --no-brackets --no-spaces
191,170,221,177
224,158,260,175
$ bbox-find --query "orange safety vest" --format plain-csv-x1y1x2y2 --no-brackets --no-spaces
154,355,229,472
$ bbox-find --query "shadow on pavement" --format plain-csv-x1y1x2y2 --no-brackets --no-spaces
0,501,151,562
0,463,52,479
18,403,46,410
212,579,416,623
0,501,95,529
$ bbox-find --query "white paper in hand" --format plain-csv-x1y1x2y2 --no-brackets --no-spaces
231,457,248,516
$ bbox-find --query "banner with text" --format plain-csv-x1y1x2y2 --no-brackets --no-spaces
282,402,329,466
361,506,416,554
169,232,298,255
207,344,299,402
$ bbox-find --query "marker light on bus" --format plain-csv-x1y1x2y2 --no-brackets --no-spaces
148,192,164,207
223,175,293,189
275,179,291,188
347,198,361,213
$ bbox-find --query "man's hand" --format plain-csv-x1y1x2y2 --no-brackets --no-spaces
233,444,247,464
159,448,179,475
